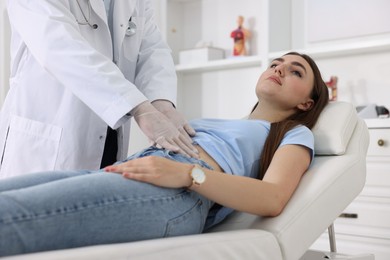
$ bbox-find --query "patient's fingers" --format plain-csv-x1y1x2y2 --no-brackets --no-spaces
104,156,192,188
104,156,161,174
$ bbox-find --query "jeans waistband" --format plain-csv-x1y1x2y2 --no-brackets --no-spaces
122,146,214,171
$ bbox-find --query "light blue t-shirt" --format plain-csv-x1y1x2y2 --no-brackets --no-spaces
189,118,314,228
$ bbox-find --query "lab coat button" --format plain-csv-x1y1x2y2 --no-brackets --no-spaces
99,136,104,140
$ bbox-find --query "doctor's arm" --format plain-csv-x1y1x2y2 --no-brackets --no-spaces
132,0,198,156
105,144,311,217
7,0,147,129
7,0,197,157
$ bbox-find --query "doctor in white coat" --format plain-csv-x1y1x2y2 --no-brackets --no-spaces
0,0,198,178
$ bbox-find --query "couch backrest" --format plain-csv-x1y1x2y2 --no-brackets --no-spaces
312,101,358,155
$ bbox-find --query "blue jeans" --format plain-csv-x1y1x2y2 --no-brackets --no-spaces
0,147,214,256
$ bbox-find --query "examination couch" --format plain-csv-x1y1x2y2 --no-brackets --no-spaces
2,101,372,260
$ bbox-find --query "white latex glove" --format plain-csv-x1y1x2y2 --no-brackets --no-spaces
131,101,199,158
152,100,196,137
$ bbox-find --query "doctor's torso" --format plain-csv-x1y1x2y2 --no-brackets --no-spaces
0,0,175,178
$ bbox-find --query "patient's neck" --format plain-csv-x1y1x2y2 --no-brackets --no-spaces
248,103,293,123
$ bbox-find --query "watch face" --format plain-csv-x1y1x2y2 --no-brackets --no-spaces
192,167,206,184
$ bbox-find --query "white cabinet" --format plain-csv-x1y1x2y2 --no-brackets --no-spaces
310,119,390,260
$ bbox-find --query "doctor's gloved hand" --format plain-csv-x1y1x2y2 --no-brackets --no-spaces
152,99,196,136
152,100,198,156
131,101,199,158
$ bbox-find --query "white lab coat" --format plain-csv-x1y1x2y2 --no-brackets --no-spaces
0,0,177,178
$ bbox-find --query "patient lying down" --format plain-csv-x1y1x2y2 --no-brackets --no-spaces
0,52,328,256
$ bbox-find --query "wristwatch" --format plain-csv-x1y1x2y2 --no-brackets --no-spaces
188,165,206,188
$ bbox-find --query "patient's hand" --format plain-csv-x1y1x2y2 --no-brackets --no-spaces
104,156,193,188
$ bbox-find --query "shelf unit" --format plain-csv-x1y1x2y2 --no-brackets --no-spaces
160,0,269,64
157,0,390,77
159,0,294,71
175,55,262,74
173,41,390,74
269,40,390,61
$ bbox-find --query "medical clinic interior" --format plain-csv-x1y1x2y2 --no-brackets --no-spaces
0,0,389,259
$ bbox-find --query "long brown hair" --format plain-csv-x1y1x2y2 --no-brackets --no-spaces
254,52,329,180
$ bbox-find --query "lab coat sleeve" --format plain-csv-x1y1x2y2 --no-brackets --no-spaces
133,0,177,105
7,0,147,129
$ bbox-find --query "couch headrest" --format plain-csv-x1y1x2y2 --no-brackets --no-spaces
312,101,358,155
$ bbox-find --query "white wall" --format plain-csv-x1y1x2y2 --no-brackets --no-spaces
316,52,390,109
307,0,390,44
302,0,390,109
302,0,390,110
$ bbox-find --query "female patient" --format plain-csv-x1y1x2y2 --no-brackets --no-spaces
0,52,328,256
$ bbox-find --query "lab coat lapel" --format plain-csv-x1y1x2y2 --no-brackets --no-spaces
89,0,107,23
85,0,112,59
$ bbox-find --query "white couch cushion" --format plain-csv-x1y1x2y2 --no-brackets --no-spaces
1,230,283,260
312,101,357,155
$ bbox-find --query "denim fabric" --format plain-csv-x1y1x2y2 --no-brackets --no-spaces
0,147,214,256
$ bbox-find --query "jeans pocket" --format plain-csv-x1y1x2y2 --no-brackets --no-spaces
164,198,205,237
